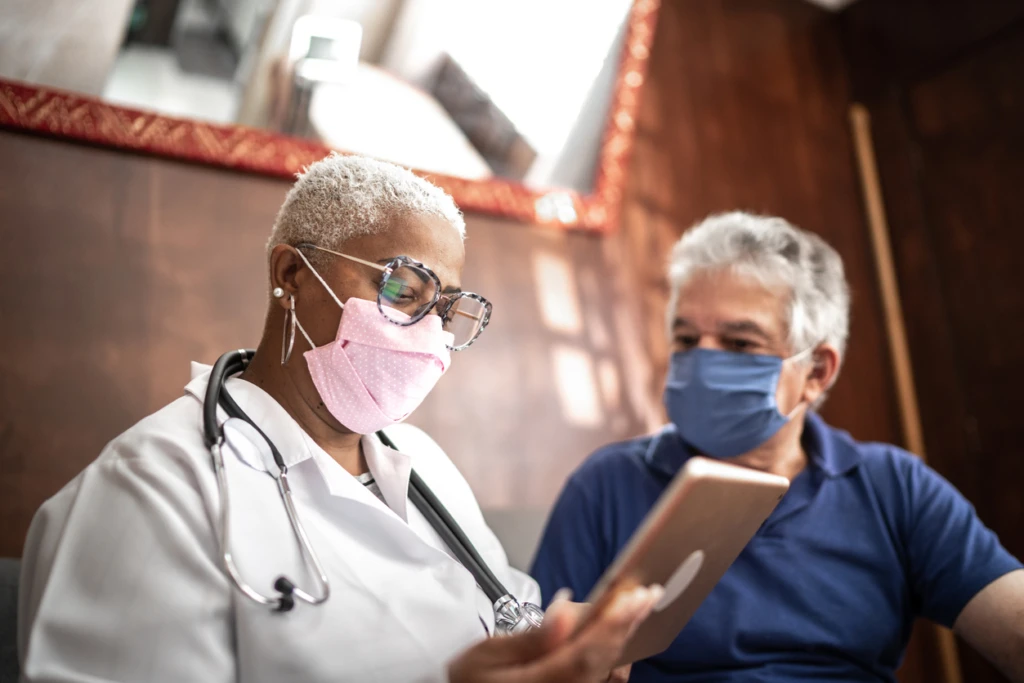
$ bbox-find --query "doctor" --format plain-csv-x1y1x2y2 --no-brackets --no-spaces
18,154,658,682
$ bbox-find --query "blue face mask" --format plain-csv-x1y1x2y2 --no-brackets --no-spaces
663,347,811,459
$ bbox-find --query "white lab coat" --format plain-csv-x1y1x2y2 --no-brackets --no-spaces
18,363,540,682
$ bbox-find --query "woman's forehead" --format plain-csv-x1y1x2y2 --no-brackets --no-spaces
340,215,465,286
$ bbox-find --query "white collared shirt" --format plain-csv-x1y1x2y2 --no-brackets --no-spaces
18,363,540,683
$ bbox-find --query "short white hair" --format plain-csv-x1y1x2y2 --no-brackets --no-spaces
267,153,465,267
667,211,851,362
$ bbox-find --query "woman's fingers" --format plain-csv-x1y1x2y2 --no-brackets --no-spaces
448,585,662,683
451,589,581,675
516,585,663,683
539,590,584,650
576,585,663,654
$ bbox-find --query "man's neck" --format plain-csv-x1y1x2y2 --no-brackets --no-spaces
238,340,367,476
724,418,808,481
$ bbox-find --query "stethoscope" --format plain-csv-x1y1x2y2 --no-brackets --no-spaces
202,349,544,634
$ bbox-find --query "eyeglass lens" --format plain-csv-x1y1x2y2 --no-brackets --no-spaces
377,261,488,348
442,296,489,349
379,263,438,320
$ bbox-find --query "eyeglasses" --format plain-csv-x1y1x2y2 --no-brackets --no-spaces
297,243,492,351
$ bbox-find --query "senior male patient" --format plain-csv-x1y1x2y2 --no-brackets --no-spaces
531,212,1024,682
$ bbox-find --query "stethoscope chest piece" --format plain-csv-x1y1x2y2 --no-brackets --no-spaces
493,596,546,635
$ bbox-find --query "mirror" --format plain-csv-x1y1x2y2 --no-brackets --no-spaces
0,0,659,230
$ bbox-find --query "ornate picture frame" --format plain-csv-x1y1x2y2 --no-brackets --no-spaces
0,0,659,232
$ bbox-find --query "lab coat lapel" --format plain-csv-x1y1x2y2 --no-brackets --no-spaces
292,438,479,600
186,364,412,517
294,439,437,564
291,459,482,611
221,429,478,608
184,364,314,469
188,364,483,609
183,363,488,677
297,431,411,523
362,432,411,522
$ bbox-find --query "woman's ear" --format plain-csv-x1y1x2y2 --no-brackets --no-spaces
269,245,303,308
802,343,841,406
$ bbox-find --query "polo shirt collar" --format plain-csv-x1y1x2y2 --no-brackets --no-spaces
644,412,863,479
643,424,694,480
803,411,862,477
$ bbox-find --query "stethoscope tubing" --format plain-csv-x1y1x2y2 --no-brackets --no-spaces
205,350,330,611
203,349,512,612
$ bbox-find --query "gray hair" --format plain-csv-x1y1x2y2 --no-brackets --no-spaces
667,211,851,366
267,153,465,267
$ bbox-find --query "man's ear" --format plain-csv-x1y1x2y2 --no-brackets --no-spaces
802,343,841,405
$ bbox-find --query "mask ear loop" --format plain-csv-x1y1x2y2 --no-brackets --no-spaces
279,247,343,362
294,247,347,310
783,345,818,418
784,399,810,420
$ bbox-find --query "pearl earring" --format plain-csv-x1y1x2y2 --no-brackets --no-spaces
272,287,285,298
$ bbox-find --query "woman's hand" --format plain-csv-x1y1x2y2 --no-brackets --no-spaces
522,601,632,682
448,585,661,683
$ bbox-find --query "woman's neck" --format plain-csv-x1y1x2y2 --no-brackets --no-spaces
238,341,368,476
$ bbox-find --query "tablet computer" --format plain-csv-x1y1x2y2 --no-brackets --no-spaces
581,456,790,665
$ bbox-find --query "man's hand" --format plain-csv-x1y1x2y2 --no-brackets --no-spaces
607,663,632,682
448,585,662,683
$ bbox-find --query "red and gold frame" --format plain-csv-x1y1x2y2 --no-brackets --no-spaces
0,0,659,233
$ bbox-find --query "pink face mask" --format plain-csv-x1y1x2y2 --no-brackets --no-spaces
295,294,453,435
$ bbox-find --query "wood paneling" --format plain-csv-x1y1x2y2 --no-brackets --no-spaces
841,0,1024,101
618,0,902,444
0,132,281,554
902,34,1024,554
842,3,1024,681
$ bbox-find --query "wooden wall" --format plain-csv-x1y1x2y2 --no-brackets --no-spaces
3,1,1014,680
841,2,1024,681
618,0,902,453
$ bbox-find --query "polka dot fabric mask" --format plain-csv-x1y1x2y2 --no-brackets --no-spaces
304,297,453,434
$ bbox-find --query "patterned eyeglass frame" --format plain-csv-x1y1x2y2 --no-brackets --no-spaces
296,243,492,351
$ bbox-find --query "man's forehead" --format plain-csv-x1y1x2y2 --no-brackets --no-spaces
674,272,787,335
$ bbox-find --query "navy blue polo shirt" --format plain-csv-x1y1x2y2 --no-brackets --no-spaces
530,413,1021,682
